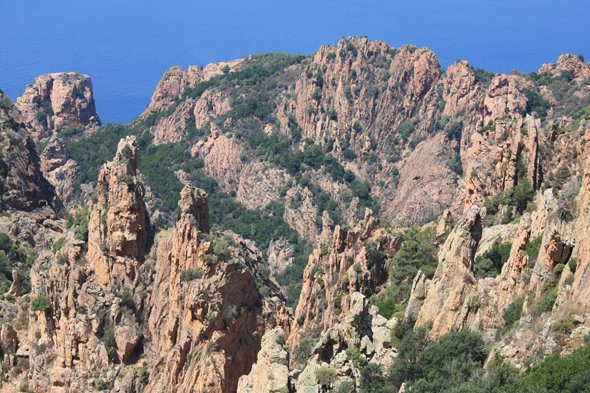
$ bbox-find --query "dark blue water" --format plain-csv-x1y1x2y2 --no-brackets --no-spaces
2,0,589,124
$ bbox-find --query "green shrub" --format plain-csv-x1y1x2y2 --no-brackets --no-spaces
463,273,475,285
553,263,565,276
140,366,150,385
180,268,204,282
384,228,438,303
31,295,51,312
569,258,577,273
373,298,397,320
361,362,395,392
294,338,314,365
474,242,512,278
52,238,64,253
532,288,558,315
503,296,524,330
121,145,133,159
297,315,305,326
96,379,107,390
56,253,68,265
314,367,338,387
525,236,542,261
345,346,367,368
446,154,463,175
520,345,590,392
120,289,134,309
335,380,356,393
552,317,575,335
542,275,558,292
73,205,90,242
328,109,337,121
206,340,217,355
364,240,384,268
102,328,117,359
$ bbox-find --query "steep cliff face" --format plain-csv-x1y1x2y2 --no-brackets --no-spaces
86,136,150,291
3,43,590,392
138,37,570,251
291,210,400,337
0,89,64,221
143,185,290,393
39,137,80,207
405,151,590,368
463,115,543,210
2,138,291,393
16,72,100,142
141,59,247,122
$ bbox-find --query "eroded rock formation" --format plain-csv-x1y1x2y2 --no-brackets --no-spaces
16,72,100,141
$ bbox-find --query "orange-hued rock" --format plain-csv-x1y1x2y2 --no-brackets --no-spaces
86,136,149,290
482,74,532,123
407,204,527,342
381,132,459,224
0,90,64,220
235,159,286,210
20,139,293,392
143,185,290,393
40,137,80,206
539,53,590,80
141,59,246,122
137,38,573,241
268,237,295,275
237,327,290,393
290,209,401,353
463,115,544,211
16,72,100,141
1,323,18,354
142,66,189,119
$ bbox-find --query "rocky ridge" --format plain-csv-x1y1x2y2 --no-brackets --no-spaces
1,41,590,392
16,72,100,142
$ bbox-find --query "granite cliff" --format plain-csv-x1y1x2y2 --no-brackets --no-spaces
0,39,590,392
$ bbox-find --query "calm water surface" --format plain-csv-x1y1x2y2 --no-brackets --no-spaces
2,0,589,123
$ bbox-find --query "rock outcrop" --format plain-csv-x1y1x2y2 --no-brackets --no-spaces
16,72,100,141
18,139,293,393
290,209,401,350
40,136,80,206
0,89,64,221
237,327,290,393
539,53,590,80
86,136,150,290
143,184,290,393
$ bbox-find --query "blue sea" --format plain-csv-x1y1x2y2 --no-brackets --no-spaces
2,0,589,124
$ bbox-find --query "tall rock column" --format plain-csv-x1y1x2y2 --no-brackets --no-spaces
410,205,484,337
87,136,149,289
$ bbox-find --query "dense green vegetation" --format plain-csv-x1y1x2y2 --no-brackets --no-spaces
371,228,439,317
31,295,51,311
526,63,590,124
483,179,533,224
470,65,496,87
356,322,590,393
0,232,36,296
473,242,512,278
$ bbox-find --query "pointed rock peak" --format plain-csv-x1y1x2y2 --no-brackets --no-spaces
40,136,69,173
115,136,140,173
178,185,209,233
438,204,484,271
539,53,590,79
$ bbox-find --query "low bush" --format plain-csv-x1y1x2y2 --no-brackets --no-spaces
180,268,204,282
31,295,51,312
